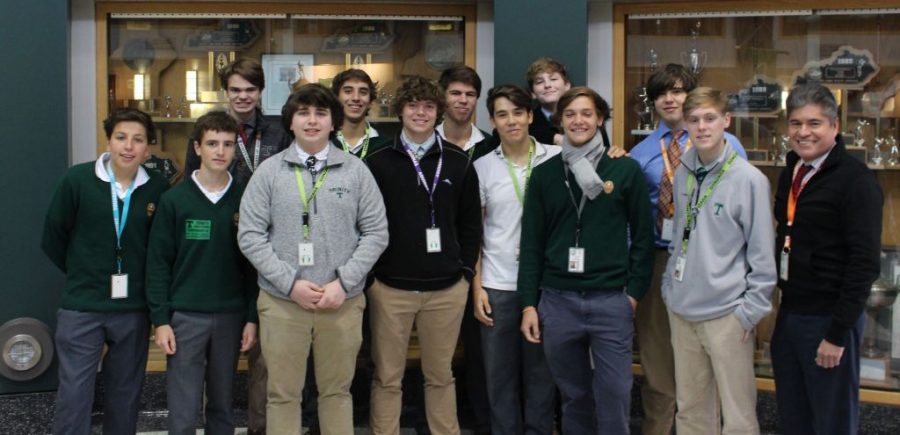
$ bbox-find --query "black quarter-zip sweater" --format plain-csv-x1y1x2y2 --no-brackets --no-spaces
365,134,482,291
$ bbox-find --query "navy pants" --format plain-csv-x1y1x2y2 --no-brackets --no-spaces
539,287,633,435
771,311,864,435
53,309,149,435
480,288,556,435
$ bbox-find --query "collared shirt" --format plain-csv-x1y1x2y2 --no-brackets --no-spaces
340,123,380,154
294,142,330,172
400,131,437,157
190,170,233,204
799,143,835,183
631,123,747,247
474,139,561,291
540,107,553,123
436,122,486,152
94,152,150,199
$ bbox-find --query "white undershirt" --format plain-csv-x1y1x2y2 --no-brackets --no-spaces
191,170,233,204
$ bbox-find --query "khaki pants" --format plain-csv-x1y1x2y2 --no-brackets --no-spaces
635,250,677,435
257,290,365,435
368,278,468,435
669,310,759,435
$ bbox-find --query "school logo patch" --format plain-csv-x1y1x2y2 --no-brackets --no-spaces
714,202,724,216
146,202,156,217
329,186,351,199
233,213,240,226
185,219,212,240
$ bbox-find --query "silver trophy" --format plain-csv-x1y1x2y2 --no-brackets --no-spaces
164,95,172,118
648,48,660,71
871,137,884,165
888,136,899,166
778,135,790,164
681,22,707,76
634,86,654,130
854,119,870,148
176,96,187,119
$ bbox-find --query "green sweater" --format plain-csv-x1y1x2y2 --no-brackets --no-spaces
517,154,654,307
145,178,258,327
41,162,168,312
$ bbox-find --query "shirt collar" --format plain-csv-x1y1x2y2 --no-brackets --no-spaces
540,107,553,122
435,123,484,151
339,123,380,151
95,152,150,188
494,136,547,164
801,143,835,170
294,142,330,166
191,170,233,203
400,130,437,152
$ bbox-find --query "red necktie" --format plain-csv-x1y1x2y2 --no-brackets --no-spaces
238,124,250,147
791,164,813,200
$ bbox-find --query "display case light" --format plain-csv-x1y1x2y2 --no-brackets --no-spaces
186,70,198,102
133,73,145,100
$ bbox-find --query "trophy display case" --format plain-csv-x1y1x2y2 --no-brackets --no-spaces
615,1,900,401
97,2,475,183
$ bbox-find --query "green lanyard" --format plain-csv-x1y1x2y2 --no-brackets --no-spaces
504,141,535,205
293,165,329,239
681,151,737,253
338,129,371,159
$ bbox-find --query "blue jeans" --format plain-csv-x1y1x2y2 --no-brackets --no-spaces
539,287,633,435
480,288,555,435
53,309,149,435
771,311,864,435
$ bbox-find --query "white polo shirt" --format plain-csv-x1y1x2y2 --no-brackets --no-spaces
474,139,560,291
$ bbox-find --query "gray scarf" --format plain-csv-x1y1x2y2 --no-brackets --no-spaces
561,131,606,199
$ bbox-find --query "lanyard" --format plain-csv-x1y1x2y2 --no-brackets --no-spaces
659,135,692,184
107,164,136,274
403,136,444,228
783,163,816,251
505,141,535,206
338,128,371,159
562,150,605,247
293,165,329,240
237,131,262,173
681,152,737,253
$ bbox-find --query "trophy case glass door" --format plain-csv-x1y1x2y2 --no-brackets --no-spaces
616,2,900,398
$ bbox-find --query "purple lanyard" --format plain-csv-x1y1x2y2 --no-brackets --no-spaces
402,136,443,227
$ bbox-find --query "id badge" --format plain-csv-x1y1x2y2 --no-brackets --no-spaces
568,247,585,273
780,250,789,281
298,243,315,266
426,227,442,253
111,274,128,299
661,218,675,242
673,256,686,282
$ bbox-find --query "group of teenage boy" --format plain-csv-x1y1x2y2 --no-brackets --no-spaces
42,53,882,435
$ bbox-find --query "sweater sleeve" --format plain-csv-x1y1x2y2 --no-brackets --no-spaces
238,165,298,297
825,170,883,346
41,172,78,272
624,162,655,300
733,171,776,330
336,164,389,297
456,159,483,282
145,194,177,326
518,168,546,308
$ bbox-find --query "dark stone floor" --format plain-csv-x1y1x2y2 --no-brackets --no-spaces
2,368,899,434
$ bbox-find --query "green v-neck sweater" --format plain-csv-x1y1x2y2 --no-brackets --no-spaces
146,178,258,326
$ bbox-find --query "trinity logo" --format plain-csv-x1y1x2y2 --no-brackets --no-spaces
329,187,351,198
